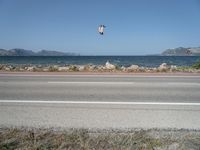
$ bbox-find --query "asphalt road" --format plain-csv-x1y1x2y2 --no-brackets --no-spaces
0,72,200,129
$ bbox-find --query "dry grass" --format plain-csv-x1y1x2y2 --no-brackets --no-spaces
1,127,200,150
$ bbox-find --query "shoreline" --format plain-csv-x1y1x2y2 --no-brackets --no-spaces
1,62,200,73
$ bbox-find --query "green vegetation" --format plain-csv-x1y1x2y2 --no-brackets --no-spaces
49,66,58,72
1,128,200,150
192,60,200,69
69,65,79,71
176,66,192,72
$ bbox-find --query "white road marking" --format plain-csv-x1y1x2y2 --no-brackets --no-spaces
48,81,135,84
167,82,200,86
47,81,200,86
0,100,200,106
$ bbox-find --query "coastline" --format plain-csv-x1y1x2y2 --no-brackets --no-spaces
1,62,200,73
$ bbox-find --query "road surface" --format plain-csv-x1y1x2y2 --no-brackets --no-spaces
0,72,200,129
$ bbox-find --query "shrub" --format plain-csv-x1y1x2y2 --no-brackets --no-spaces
69,65,79,71
49,66,58,72
192,60,200,69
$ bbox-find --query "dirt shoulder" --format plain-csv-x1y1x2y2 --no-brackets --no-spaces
1,127,200,150
0,71,200,77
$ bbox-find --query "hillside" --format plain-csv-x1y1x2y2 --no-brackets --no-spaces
0,49,78,56
161,47,200,56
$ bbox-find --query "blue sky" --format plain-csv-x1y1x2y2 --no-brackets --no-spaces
0,0,200,55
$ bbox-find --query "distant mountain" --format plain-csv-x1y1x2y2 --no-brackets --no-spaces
8,49,35,56
36,50,77,56
161,47,200,56
0,49,8,56
0,48,79,56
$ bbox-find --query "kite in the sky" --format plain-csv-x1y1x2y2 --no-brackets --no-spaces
98,25,106,35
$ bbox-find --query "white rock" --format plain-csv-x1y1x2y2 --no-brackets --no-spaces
95,65,103,71
139,67,145,72
53,65,59,69
5,67,11,71
121,66,126,71
90,65,96,70
84,65,95,71
105,61,116,70
58,66,69,71
19,68,25,71
158,63,169,71
78,66,85,71
170,65,177,69
153,67,158,72
43,68,49,72
127,65,139,71
27,67,34,71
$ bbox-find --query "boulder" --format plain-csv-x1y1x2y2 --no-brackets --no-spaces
105,61,116,70
139,67,145,72
152,67,158,72
121,66,126,72
158,63,169,71
69,65,79,71
43,68,49,72
48,65,59,72
170,65,177,72
19,68,25,71
83,65,95,71
4,67,11,71
78,65,85,71
170,65,177,69
37,65,43,68
58,66,69,71
0,64,4,70
27,66,34,71
96,65,104,71
127,65,139,71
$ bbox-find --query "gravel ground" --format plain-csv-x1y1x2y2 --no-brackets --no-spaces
1,127,200,150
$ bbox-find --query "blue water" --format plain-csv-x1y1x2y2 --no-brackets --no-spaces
0,56,200,67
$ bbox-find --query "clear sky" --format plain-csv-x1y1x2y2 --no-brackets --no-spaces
0,0,200,55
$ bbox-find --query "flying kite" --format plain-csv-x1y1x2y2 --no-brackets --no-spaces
98,25,106,35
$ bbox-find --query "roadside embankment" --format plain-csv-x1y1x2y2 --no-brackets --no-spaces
1,61,200,73
1,127,200,150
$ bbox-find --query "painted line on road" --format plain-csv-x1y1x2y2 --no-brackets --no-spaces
167,82,200,86
47,81,200,86
48,81,135,84
1,100,200,106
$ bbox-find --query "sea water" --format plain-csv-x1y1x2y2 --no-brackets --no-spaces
0,56,200,67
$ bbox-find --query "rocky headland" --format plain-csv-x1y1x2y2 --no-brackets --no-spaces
161,47,200,56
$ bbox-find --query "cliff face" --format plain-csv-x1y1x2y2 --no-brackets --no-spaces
161,47,200,56
0,49,78,56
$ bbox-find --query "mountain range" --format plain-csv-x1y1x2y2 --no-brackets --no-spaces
161,47,200,56
1,47,200,56
0,49,79,56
